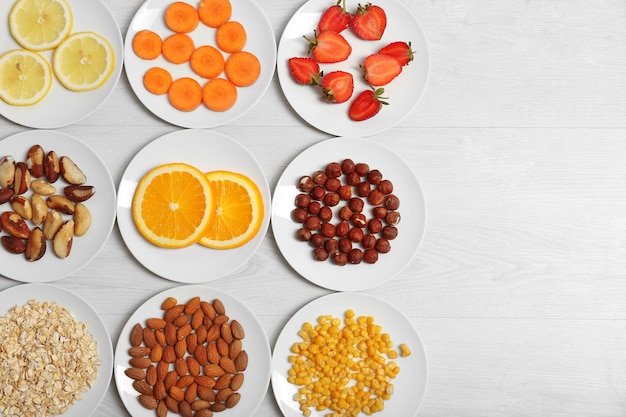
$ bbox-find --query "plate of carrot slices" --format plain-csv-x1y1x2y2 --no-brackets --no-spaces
125,0,276,128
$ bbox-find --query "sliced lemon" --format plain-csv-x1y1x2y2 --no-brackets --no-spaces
0,49,52,106
52,31,115,92
9,0,73,51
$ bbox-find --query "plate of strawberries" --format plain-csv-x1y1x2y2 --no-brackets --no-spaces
277,0,429,137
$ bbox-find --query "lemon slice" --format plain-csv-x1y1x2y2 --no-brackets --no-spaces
52,31,115,92
9,0,73,51
0,49,52,106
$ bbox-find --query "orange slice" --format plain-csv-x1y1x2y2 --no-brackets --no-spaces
199,170,264,249
132,163,215,248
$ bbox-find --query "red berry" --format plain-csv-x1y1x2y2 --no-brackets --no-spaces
348,88,388,122
378,41,414,67
321,70,354,103
288,57,321,85
362,53,402,86
351,3,387,40
304,31,352,63
317,0,351,33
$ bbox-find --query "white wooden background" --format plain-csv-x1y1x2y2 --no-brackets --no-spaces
2,0,626,416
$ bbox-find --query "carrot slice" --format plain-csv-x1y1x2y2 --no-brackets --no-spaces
132,30,162,60
198,0,232,28
225,51,260,87
191,45,225,79
161,33,195,64
143,67,172,95
164,1,199,33
168,77,202,111
215,21,247,53
202,78,237,111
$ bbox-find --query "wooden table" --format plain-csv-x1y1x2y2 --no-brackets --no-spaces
1,0,626,416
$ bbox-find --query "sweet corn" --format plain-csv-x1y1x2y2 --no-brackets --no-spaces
288,310,410,416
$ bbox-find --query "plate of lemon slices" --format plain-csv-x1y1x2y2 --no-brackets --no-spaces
0,0,123,128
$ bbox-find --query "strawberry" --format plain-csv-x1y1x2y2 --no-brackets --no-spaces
304,31,352,63
378,41,414,66
288,57,322,85
321,70,354,103
348,88,388,121
351,3,387,40
362,53,402,86
317,0,351,33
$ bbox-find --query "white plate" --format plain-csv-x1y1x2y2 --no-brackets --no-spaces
125,0,276,128
0,283,113,417
0,130,117,282
0,0,124,128
117,129,271,283
114,285,272,417
272,291,428,417
277,0,429,137
271,136,426,291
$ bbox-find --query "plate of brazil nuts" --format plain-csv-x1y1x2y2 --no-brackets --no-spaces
114,285,272,417
0,130,117,282
271,136,426,291
0,283,113,417
271,291,428,417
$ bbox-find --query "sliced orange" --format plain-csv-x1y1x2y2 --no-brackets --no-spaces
132,163,215,248
199,170,264,249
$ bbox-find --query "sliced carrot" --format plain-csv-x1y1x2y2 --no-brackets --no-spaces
215,21,247,53
198,0,232,28
202,78,237,111
164,1,199,33
161,33,195,64
132,30,162,60
190,45,225,79
143,67,172,95
168,77,202,111
225,51,261,87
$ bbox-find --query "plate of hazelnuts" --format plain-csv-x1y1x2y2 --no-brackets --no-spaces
271,136,426,291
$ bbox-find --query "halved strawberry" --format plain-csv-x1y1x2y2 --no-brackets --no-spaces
351,3,387,40
304,31,352,63
288,57,322,85
318,0,351,33
378,41,414,66
362,53,402,86
321,70,354,103
348,87,388,121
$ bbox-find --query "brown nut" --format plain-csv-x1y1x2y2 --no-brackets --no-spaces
46,194,75,215
13,162,31,195
30,179,56,196
0,187,14,204
53,219,74,259
43,209,63,240
0,155,16,188
30,194,48,226
1,235,26,254
26,144,45,178
44,150,60,183
1,211,31,239
60,155,87,185
73,202,91,237
11,195,32,220
25,227,46,262
64,185,95,202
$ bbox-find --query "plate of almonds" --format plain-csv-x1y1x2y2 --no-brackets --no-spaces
0,130,116,282
114,285,271,417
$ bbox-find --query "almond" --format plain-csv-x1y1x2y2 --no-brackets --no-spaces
194,408,213,417
130,323,143,347
184,296,201,314
176,323,192,340
212,298,226,315
129,346,151,357
173,314,190,327
124,367,146,380
194,344,208,366
164,371,178,390
0,155,16,188
129,357,152,369
13,162,30,195
143,327,157,348
165,396,180,414
25,227,45,262
137,394,158,410
230,372,244,391
168,386,185,402
44,150,60,183
213,373,231,390
184,382,198,403
200,301,216,320
132,380,154,396
216,337,229,357
146,318,167,330
206,323,220,342
174,339,187,358
26,144,44,178
42,209,63,240
195,325,207,344
1,235,26,254
174,357,188,376
230,319,245,340
156,400,168,417
215,387,233,403
11,195,32,220
30,194,47,225
179,401,193,417
226,392,241,409
234,350,248,372
164,304,185,322
187,356,201,376
162,345,176,363
195,375,216,388
164,322,177,346
203,364,225,378
153,381,166,400
73,202,91,237
0,187,14,204
220,322,233,344
197,385,216,401
176,375,195,389
150,343,163,362
191,400,211,411
157,360,169,381
60,155,87,185
210,403,227,412
186,332,198,354
155,329,166,346
191,309,204,330
213,314,229,325
52,219,73,259
46,194,75,215
219,356,237,374
146,365,157,385
228,339,242,360
64,184,95,202
161,297,178,310
206,342,220,365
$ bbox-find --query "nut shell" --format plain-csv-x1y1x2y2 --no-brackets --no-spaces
60,156,87,185
0,155,16,188
52,219,74,259
25,227,46,262
26,144,45,178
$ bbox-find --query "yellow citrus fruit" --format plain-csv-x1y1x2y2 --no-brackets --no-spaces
0,49,52,106
132,163,215,249
52,31,115,92
199,170,264,249
9,0,73,51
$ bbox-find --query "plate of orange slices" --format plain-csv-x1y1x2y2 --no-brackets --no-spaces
116,129,271,283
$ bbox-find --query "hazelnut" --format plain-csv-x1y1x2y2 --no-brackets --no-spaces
378,179,393,194
362,234,377,249
355,163,369,177
310,186,325,201
313,247,329,261
309,233,325,248
368,189,385,206
347,248,363,264
337,185,351,200
332,252,348,266
348,227,364,243
318,206,333,222
367,169,383,185
324,192,340,207
338,206,353,221
325,162,342,178
385,194,400,210
363,248,379,264
325,238,338,253
351,213,367,228
296,228,312,241
335,221,350,237
325,177,341,192
382,225,398,240
308,201,321,215
338,237,352,253
298,175,314,192
346,171,361,186
320,223,336,238
292,207,308,223
295,193,311,208
312,170,328,185
375,238,391,253
356,182,370,198
304,216,321,230
348,197,364,212
385,211,401,225
373,206,388,219
367,218,383,234
341,159,355,175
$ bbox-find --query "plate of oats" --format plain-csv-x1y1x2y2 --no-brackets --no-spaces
0,283,113,417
